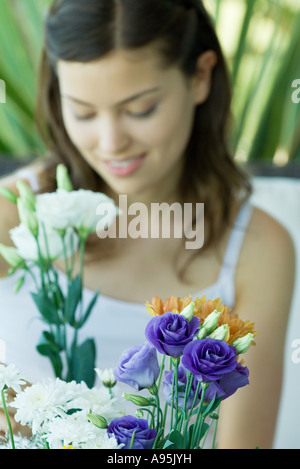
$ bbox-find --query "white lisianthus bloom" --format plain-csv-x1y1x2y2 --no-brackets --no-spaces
10,223,78,262
0,363,27,393
35,189,119,237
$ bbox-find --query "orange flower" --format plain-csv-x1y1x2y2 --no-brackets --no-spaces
145,295,257,347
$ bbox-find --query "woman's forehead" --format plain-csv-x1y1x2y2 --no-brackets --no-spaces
57,47,182,106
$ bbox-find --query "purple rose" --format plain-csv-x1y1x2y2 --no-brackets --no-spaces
163,365,201,410
145,312,200,357
107,415,157,449
181,338,238,383
113,342,160,391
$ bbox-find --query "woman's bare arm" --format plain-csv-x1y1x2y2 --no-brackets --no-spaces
217,207,295,449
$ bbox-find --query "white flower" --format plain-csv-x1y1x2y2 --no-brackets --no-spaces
10,223,79,262
12,378,81,434
35,189,119,236
44,411,100,448
95,368,116,387
69,385,125,421
80,432,124,449
0,433,44,449
0,363,27,393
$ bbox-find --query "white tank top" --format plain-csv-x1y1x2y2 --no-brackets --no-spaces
0,168,253,383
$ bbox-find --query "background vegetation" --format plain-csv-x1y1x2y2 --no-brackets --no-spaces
0,0,299,169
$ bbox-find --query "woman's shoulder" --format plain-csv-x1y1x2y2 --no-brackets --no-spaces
247,204,294,255
237,203,295,301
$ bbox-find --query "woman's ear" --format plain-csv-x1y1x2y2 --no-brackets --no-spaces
192,50,217,105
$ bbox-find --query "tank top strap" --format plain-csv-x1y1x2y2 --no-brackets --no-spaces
218,200,253,282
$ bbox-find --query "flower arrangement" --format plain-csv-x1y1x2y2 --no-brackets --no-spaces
0,364,125,449
0,296,256,450
0,165,119,387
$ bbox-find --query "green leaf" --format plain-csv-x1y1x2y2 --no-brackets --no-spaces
76,288,100,329
64,275,82,325
162,429,185,449
36,330,61,355
201,396,223,417
36,331,63,378
31,291,62,325
70,338,96,387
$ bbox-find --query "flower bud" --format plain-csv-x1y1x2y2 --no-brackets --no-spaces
0,244,25,269
180,301,195,322
197,310,221,339
209,324,229,341
122,393,155,407
17,199,39,238
0,186,17,204
233,333,254,354
14,275,25,293
16,181,36,211
87,413,108,429
56,164,73,192
95,368,116,388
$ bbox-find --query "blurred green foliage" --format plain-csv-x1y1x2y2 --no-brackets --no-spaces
205,0,300,164
0,0,299,164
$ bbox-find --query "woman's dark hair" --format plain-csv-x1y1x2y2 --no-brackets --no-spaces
36,0,252,277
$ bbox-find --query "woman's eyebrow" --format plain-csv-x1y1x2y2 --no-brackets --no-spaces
61,87,161,107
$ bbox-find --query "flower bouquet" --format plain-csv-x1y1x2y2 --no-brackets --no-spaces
0,165,119,387
0,296,256,449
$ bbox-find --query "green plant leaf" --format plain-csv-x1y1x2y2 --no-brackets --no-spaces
76,288,100,329
162,429,185,449
70,338,96,387
64,274,82,325
31,291,62,325
36,331,63,378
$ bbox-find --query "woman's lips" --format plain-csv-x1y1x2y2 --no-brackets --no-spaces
103,154,147,177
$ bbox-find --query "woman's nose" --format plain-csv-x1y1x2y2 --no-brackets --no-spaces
97,113,130,154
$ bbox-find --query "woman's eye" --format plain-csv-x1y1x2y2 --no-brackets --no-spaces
128,104,158,118
73,112,97,121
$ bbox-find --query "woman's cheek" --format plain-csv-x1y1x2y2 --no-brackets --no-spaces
63,112,98,151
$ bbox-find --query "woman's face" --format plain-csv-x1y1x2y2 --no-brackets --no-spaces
57,46,209,202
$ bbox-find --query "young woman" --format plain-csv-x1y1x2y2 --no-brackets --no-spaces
0,0,295,448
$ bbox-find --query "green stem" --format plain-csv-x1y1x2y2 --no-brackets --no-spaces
191,383,208,449
156,354,165,391
1,388,15,449
173,359,179,429
211,404,220,449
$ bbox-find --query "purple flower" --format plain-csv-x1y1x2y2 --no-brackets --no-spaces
163,365,201,410
107,415,157,449
113,342,160,391
202,362,250,401
181,338,238,383
145,312,200,357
